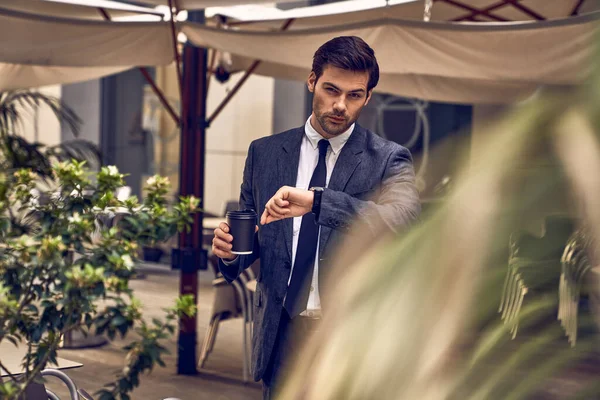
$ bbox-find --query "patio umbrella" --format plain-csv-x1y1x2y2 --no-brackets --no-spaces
0,7,174,91
121,0,300,10
207,0,597,28
183,11,599,103
0,0,164,20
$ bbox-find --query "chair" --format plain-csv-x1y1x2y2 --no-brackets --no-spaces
198,253,258,382
558,228,598,346
499,215,576,337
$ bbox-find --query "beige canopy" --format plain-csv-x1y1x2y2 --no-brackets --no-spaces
0,63,129,91
0,0,163,20
0,8,174,67
208,0,597,28
184,12,598,103
127,0,299,10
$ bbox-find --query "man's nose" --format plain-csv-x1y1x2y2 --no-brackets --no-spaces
333,96,347,114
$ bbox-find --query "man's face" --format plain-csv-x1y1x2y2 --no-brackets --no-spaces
307,65,372,139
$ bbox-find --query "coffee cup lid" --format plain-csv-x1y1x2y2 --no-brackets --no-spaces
226,210,257,220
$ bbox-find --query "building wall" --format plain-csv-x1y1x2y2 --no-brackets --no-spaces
100,69,149,198
19,85,62,147
273,78,308,134
155,63,275,216
61,79,101,146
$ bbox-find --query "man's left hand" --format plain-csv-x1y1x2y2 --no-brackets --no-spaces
261,186,314,225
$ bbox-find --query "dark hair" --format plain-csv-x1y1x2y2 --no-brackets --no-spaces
312,36,379,92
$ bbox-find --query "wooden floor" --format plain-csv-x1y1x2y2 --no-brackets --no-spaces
48,262,262,400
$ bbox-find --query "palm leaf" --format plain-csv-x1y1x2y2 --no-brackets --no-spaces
0,91,101,176
1,135,53,176
0,90,81,136
45,140,102,171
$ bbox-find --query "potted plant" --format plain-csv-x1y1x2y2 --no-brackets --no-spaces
0,90,200,399
0,161,199,400
139,175,173,263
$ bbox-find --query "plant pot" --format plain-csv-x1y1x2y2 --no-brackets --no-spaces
143,246,164,262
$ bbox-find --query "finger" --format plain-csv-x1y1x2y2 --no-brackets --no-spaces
214,228,233,243
260,209,268,225
274,197,289,208
255,225,259,232
267,202,290,217
266,197,290,216
261,209,282,225
265,214,281,225
213,237,233,251
213,247,234,260
219,222,230,233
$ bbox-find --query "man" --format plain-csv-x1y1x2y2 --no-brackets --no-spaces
212,36,420,398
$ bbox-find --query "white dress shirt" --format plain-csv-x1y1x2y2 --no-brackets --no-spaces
289,117,354,317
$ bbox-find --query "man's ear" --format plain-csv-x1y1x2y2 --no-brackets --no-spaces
364,90,373,106
307,71,317,93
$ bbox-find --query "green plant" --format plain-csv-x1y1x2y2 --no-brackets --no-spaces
124,174,195,250
0,161,199,400
0,90,101,175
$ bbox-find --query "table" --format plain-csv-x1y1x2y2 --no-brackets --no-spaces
1,341,82,399
203,217,223,230
1,342,82,378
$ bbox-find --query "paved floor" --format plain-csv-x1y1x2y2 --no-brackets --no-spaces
32,262,600,400
49,262,262,400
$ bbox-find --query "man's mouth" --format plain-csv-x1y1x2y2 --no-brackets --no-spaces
327,116,345,123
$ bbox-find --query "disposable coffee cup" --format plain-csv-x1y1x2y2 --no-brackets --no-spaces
226,210,257,255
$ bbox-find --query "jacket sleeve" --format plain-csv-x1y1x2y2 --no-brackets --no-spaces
317,146,420,234
218,141,261,283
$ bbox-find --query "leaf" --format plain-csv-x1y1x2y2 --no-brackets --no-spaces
110,315,127,328
95,390,117,400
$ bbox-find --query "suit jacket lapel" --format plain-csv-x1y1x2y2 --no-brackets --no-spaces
277,128,304,262
319,125,366,254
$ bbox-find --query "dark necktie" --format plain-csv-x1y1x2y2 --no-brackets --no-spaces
284,139,329,318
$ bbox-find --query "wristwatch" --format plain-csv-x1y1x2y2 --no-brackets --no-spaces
309,187,325,218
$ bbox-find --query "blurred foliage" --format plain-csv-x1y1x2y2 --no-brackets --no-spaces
0,90,101,174
278,27,600,400
0,161,198,400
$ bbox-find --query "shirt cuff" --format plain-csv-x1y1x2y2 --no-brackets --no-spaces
222,256,239,266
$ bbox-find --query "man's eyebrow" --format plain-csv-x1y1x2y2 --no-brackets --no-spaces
323,82,366,93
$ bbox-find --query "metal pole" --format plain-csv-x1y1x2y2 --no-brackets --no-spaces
206,18,294,127
97,8,181,127
167,0,183,99
174,9,207,375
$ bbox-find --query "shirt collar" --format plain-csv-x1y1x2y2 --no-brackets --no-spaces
304,116,354,155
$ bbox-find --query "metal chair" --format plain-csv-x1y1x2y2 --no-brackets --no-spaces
558,228,598,346
499,215,576,337
198,254,256,382
40,368,93,400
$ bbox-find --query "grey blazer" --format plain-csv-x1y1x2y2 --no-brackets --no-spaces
219,123,420,381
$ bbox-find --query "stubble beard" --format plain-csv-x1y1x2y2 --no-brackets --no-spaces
315,111,352,138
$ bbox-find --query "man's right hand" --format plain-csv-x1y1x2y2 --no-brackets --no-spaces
212,222,259,261
212,222,236,261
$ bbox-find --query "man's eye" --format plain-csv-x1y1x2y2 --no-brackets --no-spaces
326,87,336,93
350,93,361,99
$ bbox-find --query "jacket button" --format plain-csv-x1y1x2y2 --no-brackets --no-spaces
327,218,334,224
275,296,283,305
284,262,291,269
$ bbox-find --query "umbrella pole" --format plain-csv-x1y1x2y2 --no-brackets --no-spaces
175,9,208,375
97,7,181,127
